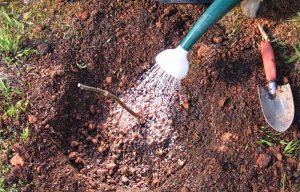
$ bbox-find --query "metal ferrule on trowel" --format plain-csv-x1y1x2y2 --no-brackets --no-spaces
267,80,276,97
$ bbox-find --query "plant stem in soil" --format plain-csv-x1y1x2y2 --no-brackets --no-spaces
78,83,142,119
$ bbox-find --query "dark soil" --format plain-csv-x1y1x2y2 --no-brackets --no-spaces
2,0,300,191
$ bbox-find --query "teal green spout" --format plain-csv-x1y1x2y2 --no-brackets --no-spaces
180,0,241,51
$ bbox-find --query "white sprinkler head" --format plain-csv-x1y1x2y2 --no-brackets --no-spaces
155,46,189,80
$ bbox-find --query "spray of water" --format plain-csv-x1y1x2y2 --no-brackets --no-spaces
91,64,185,189
110,64,181,142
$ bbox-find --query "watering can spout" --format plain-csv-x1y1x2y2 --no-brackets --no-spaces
156,0,240,79
156,46,189,80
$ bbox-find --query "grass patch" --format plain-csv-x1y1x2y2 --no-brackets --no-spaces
255,126,300,159
0,78,21,99
0,79,30,120
6,105,19,119
290,11,300,29
254,138,274,147
20,124,29,141
281,140,299,155
0,177,19,192
284,42,300,64
4,99,30,120
254,126,282,147
27,0,84,40
0,7,35,65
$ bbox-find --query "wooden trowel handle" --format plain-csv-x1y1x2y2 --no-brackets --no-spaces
261,41,276,81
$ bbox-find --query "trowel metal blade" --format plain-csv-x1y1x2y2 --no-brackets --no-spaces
258,84,294,132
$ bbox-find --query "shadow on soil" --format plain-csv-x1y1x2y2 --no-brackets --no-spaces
262,0,300,21
47,69,110,158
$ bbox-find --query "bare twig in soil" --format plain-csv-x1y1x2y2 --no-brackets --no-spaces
78,83,142,119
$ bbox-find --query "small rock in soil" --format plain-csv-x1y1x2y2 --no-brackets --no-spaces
33,25,45,33
50,68,65,79
68,152,79,161
178,159,185,167
118,80,125,88
89,105,97,114
268,147,282,162
23,11,31,19
218,145,229,152
121,175,129,184
119,166,128,175
182,101,189,110
221,132,233,142
213,36,223,44
179,186,190,192
98,142,107,153
1,153,7,161
77,11,89,21
2,142,8,149
283,76,289,84
163,7,171,15
88,122,96,130
106,162,117,170
37,43,52,55
95,168,107,181
12,143,22,151
218,97,227,108
10,153,24,167
70,140,79,148
156,21,162,28
91,10,99,17
256,154,271,168
28,115,37,124
197,45,210,58
92,138,98,144
75,157,84,165
106,76,113,84
152,178,160,187
192,133,201,143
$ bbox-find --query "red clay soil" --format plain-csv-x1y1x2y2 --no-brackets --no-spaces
2,0,300,191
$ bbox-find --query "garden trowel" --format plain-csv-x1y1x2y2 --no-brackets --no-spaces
257,24,294,132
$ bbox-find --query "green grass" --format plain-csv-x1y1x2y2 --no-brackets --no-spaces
284,11,300,67
16,99,29,112
254,126,282,147
282,140,299,155
284,42,300,64
0,78,11,98
20,124,29,141
0,79,30,120
0,78,22,99
5,99,30,120
254,138,274,147
75,62,87,69
0,178,5,192
290,11,300,29
281,169,286,192
227,26,238,39
255,126,300,159
0,177,19,192
6,105,19,119
0,7,34,65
